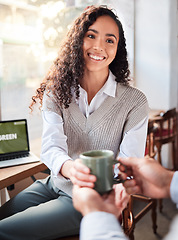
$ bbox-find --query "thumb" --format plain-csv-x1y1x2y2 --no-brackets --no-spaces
118,157,141,168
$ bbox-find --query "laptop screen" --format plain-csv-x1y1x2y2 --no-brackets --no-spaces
0,119,30,156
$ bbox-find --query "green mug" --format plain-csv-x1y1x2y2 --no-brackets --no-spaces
79,149,123,194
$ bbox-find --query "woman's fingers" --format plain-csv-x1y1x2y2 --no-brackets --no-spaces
70,159,97,187
70,167,96,183
73,159,91,174
70,175,95,188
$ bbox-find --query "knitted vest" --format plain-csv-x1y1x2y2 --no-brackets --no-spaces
43,83,148,158
43,83,149,196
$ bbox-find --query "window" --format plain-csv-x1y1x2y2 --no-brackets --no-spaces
0,0,134,156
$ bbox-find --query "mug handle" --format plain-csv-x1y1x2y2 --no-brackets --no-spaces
113,177,125,184
113,159,127,184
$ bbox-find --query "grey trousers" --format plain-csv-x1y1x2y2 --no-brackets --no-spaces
0,176,82,240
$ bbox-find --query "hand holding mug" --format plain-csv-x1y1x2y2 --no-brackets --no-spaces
79,150,123,194
70,158,97,188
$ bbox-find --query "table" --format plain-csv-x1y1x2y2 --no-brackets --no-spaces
0,161,47,190
149,109,164,118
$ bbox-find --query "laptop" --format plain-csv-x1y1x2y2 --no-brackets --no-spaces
0,119,40,168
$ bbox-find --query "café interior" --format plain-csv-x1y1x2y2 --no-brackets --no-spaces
0,0,178,239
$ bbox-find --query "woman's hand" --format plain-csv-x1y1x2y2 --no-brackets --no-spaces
70,159,97,188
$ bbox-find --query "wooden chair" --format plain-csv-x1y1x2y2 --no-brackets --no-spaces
122,208,135,239
153,108,177,171
151,108,177,212
123,120,157,240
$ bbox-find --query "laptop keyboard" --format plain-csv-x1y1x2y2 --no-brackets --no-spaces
0,153,29,161
0,152,40,168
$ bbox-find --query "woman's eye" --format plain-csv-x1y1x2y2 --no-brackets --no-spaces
106,39,114,44
87,34,95,39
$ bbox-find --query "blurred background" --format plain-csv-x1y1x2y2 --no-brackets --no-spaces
0,0,177,168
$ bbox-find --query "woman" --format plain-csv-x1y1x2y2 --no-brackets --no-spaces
0,6,149,240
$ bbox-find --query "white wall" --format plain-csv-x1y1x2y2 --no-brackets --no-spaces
170,0,178,109
106,0,177,167
109,0,135,78
134,0,178,168
135,0,177,111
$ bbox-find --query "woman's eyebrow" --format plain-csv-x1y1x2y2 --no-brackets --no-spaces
87,28,98,34
106,33,117,40
87,29,117,40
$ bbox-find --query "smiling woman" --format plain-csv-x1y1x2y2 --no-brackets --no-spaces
0,5,149,240
81,16,120,103
82,15,119,86
30,5,131,110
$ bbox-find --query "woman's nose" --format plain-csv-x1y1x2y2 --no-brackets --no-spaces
93,39,104,51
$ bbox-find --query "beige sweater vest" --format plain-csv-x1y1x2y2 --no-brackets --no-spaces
43,83,149,196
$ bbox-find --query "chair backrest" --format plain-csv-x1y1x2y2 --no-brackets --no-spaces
155,108,177,142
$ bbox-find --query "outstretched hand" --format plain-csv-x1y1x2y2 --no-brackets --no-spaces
118,156,174,199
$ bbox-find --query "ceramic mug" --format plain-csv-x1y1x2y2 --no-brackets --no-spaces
79,149,123,194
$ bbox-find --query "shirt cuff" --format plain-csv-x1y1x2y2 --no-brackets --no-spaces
80,212,127,240
170,171,178,207
52,156,72,177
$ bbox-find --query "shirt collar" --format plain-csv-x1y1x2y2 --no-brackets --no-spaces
79,71,117,98
100,71,117,98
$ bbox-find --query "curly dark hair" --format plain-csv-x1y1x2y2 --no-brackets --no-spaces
30,5,130,110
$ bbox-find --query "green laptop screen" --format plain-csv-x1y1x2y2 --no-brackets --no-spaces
0,120,29,154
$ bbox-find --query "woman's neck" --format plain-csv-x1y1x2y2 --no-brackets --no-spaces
80,69,109,104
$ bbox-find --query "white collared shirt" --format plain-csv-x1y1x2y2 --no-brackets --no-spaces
41,71,148,176
77,72,117,118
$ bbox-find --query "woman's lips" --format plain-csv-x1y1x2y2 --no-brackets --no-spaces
88,53,105,61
